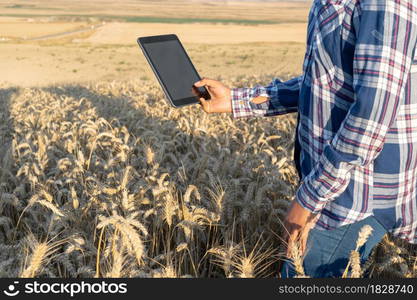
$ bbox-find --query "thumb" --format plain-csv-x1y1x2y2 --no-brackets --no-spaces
286,229,301,258
286,233,294,258
300,228,311,256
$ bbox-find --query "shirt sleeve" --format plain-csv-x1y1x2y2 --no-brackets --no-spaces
230,76,302,119
296,0,417,213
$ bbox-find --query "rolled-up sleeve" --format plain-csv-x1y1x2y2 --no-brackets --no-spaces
230,76,302,119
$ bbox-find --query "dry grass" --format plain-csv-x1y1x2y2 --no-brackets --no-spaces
0,42,305,87
1,77,417,278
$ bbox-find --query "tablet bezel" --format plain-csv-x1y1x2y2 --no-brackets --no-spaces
138,34,208,108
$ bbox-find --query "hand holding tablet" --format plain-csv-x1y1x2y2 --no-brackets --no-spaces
138,34,211,108
193,78,232,113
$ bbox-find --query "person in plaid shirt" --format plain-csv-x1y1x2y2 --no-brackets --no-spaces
194,0,417,277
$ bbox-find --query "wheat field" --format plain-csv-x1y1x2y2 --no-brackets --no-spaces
0,75,416,278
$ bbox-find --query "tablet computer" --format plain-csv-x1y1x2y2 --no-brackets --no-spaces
137,34,210,108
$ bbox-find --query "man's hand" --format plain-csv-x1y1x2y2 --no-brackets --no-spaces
283,200,319,258
193,78,232,113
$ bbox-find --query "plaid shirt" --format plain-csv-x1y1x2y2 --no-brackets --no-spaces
231,0,417,243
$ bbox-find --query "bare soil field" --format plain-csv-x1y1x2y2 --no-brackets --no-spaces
0,17,306,86
82,22,307,45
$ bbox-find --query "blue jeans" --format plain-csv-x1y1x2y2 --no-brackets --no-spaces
280,216,387,278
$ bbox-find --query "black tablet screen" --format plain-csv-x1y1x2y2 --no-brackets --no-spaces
143,40,204,105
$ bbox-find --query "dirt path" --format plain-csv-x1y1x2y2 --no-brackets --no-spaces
26,24,104,41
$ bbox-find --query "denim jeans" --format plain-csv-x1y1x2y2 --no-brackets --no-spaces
280,216,387,278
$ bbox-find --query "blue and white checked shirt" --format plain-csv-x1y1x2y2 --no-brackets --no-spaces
231,0,417,243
